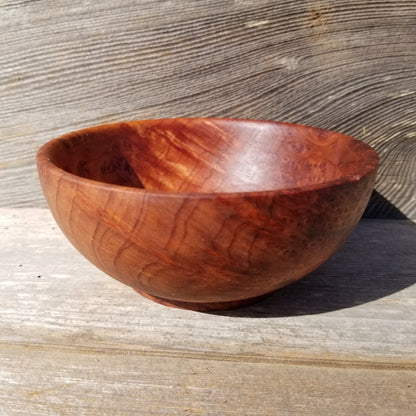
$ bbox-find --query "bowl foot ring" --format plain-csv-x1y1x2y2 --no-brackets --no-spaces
134,289,269,311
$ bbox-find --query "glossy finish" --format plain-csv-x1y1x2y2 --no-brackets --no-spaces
37,118,379,310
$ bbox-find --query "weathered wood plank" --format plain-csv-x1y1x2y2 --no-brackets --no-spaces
0,208,415,362
1,344,415,416
0,208,415,414
1,1,415,219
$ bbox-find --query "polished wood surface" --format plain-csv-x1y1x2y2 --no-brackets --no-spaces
2,1,415,220
37,118,378,310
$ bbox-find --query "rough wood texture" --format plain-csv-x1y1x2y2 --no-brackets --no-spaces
36,118,378,310
1,1,415,219
0,209,415,415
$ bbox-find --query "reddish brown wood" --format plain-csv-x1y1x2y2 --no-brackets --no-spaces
36,118,378,310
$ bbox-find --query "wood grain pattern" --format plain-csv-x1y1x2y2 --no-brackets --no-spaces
1,344,415,416
0,1,415,219
36,118,378,310
0,209,415,415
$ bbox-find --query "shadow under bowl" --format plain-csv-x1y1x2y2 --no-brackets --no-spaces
36,118,379,311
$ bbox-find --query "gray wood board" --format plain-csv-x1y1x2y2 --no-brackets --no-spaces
1,344,415,416
0,208,415,415
1,1,415,220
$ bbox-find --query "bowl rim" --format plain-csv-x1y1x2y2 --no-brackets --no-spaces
36,117,379,199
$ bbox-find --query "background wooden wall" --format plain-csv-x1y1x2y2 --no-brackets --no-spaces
1,0,415,220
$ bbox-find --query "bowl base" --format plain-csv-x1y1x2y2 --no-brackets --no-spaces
134,289,268,311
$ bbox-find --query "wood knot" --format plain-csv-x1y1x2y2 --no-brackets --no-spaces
308,7,329,28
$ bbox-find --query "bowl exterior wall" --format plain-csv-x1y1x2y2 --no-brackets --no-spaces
37,157,377,303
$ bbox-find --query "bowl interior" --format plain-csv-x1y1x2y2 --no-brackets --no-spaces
47,118,377,193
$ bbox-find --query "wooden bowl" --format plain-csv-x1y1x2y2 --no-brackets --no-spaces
37,118,379,311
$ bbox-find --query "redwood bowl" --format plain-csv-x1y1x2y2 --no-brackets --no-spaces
37,118,378,311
